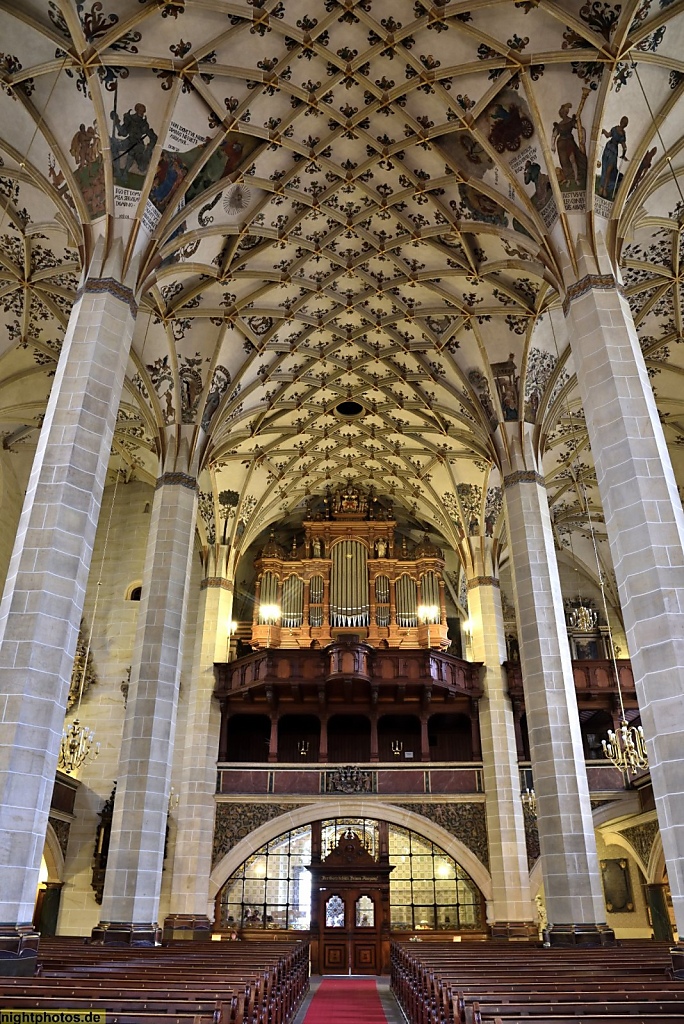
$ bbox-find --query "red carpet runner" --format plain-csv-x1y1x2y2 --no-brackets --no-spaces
301,978,388,1024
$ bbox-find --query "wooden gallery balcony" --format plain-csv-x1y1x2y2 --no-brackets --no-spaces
213,642,633,798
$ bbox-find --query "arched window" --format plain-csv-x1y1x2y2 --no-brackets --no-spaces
215,817,484,933
326,895,345,928
125,582,142,601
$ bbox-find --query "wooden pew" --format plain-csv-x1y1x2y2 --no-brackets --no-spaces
0,938,310,1024
390,939,678,1024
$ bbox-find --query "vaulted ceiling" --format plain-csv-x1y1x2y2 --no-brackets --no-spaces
1,0,684,614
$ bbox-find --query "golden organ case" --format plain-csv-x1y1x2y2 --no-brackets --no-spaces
251,485,448,650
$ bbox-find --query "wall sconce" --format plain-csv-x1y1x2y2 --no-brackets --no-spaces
391,740,403,757
298,740,310,757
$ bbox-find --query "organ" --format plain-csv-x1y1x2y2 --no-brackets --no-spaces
250,484,449,650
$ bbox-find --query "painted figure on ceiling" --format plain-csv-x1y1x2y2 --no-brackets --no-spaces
629,146,657,196
486,99,534,153
523,160,553,210
150,133,249,217
111,103,158,180
551,101,588,190
597,116,628,199
63,120,104,218
70,123,100,170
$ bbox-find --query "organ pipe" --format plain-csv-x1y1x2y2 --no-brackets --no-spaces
397,574,418,627
330,540,369,627
421,572,440,619
259,572,278,622
282,575,304,627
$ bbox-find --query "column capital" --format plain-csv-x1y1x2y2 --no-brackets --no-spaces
460,534,501,580
200,576,234,591
502,469,545,489
155,471,198,492
467,575,500,590
80,276,138,317
561,272,623,314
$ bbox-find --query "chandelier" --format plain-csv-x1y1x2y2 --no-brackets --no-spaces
521,787,537,819
602,718,648,776
567,602,597,632
58,719,99,775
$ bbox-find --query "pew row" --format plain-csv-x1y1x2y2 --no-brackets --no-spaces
0,938,310,1024
391,939,679,1024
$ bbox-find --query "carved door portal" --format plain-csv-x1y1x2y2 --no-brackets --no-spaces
308,825,393,975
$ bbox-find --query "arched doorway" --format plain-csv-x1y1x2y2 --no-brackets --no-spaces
213,813,486,970
33,822,65,936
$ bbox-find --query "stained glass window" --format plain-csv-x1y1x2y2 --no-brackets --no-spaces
325,895,345,928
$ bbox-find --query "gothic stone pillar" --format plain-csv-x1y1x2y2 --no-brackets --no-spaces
465,539,535,940
95,453,198,943
503,451,611,945
564,241,684,941
164,546,231,941
0,263,136,953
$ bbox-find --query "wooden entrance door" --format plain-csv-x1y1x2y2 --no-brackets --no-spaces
319,887,381,975
308,826,393,975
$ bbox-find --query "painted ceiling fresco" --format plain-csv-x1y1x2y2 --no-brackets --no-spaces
1,0,684,619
